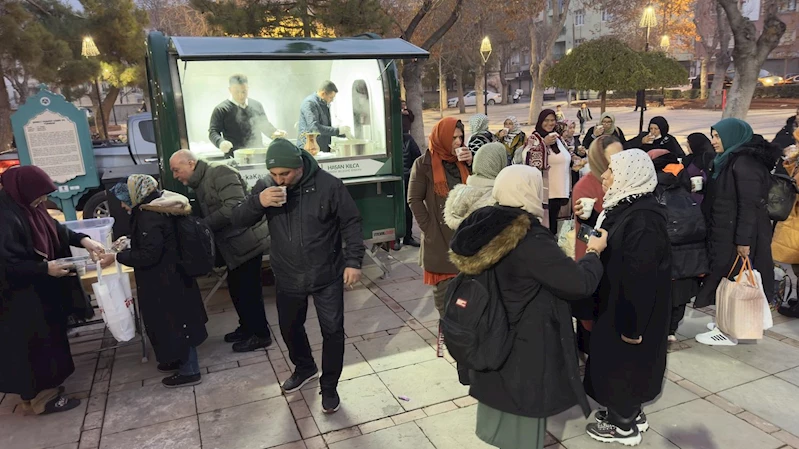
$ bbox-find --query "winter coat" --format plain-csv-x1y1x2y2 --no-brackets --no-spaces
625,132,686,157
584,196,672,411
443,177,496,230
577,108,592,124
695,137,781,307
499,131,526,165
572,174,605,260
654,169,709,280
684,162,707,205
187,160,269,270
298,93,341,152
772,160,799,264
582,127,626,149
408,150,466,274
402,133,422,178
232,152,365,293
772,116,797,151
0,191,92,397
449,205,601,418
116,191,207,363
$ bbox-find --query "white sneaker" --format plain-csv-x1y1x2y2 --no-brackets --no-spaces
696,328,738,346
667,335,678,343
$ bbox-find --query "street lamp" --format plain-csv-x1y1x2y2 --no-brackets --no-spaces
660,35,671,52
638,5,657,133
81,36,109,141
480,36,492,115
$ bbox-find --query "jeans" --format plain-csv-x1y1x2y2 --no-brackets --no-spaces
277,281,345,390
228,254,271,339
179,346,200,376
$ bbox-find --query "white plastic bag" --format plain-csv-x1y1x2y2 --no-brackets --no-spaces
735,266,773,332
92,261,136,342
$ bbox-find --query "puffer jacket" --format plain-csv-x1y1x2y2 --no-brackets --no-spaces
232,152,365,293
772,160,799,263
188,159,269,270
443,176,496,230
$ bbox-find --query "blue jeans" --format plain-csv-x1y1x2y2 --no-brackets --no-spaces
179,346,200,376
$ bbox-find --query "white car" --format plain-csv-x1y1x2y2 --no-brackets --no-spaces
448,90,503,108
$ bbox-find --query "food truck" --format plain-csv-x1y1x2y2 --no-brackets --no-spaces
143,32,429,273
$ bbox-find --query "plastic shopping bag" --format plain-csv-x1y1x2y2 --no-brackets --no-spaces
738,268,773,331
557,219,576,259
717,257,765,340
91,262,136,342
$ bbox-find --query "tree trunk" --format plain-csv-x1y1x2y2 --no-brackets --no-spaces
528,0,571,124
700,57,708,100
705,4,732,109
530,72,545,124
103,85,120,133
723,61,760,119
438,55,445,118
0,66,13,152
457,67,466,114
600,90,607,113
402,60,427,150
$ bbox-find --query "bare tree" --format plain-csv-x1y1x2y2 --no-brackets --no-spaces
717,0,785,118
529,0,571,124
138,0,212,36
694,0,732,108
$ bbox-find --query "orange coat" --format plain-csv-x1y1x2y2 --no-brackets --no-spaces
772,160,799,263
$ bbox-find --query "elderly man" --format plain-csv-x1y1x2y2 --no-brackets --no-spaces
298,80,351,153
233,139,364,414
170,149,272,352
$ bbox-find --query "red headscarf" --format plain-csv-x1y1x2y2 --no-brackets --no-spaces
428,117,470,198
1,166,59,259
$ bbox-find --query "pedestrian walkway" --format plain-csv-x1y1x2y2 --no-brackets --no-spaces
2,244,799,449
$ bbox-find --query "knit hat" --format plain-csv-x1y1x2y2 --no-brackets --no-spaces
472,142,507,181
266,139,303,169
110,182,132,207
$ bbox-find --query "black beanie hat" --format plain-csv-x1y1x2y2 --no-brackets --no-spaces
266,138,303,169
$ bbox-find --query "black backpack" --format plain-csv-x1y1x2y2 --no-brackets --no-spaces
441,268,514,371
656,185,706,245
768,172,799,222
173,216,215,277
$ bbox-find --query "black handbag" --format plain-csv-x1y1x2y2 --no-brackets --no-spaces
768,171,799,222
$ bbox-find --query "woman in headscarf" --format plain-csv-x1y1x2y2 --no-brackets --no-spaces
694,119,781,346
772,115,797,152
583,149,671,447
648,150,709,342
625,116,685,157
408,117,472,316
0,166,106,414
582,112,626,149
467,114,496,155
771,127,799,280
570,135,624,357
444,142,507,230
496,116,526,165
558,120,586,186
449,165,607,449
683,133,714,204
99,174,208,387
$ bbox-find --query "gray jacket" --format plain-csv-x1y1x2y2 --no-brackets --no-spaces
188,160,269,270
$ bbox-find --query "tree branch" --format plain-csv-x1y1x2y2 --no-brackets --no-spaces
420,0,465,50
404,0,434,42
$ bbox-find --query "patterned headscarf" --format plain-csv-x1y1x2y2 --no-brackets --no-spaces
596,149,658,228
110,182,132,207
469,114,490,135
127,174,159,207
502,116,522,144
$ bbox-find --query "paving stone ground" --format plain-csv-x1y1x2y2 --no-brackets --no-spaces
3,106,799,448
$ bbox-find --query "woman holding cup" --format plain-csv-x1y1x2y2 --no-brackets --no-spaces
496,116,526,165
582,112,626,150
625,116,685,157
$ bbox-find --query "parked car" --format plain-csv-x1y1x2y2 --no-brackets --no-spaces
543,87,556,100
690,74,733,90
783,74,799,84
448,90,503,108
758,70,784,87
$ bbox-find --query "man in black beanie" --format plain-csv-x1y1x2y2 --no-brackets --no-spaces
233,139,365,414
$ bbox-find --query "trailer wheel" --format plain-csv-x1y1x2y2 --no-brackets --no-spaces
83,191,110,219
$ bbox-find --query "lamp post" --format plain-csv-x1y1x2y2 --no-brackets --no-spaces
638,5,657,133
81,36,108,141
480,36,492,116
660,35,670,52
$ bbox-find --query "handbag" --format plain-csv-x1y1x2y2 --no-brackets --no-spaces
91,261,136,342
716,256,765,340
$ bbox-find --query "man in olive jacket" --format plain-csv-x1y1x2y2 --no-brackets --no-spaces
232,139,364,415
169,150,272,353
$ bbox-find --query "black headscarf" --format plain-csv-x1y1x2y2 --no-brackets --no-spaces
685,132,714,170
535,109,560,153
649,116,669,136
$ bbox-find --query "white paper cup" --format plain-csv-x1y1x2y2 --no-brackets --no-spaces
456,147,470,161
691,176,703,192
278,186,287,205
578,198,596,220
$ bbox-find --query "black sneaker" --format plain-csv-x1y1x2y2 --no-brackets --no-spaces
224,327,250,343
586,421,642,446
595,409,649,432
281,369,319,393
162,373,202,388
321,389,341,414
403,237,421,247
42,396,81,415
232,335,273,353
157,361,181,373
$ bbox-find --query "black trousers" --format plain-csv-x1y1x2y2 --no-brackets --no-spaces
548,198,569,235
404,174,414,241
670,303,687,335
607,405,641,431
277,281,345,390
227,254,271,339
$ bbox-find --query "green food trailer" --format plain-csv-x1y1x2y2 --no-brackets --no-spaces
143,32,429,274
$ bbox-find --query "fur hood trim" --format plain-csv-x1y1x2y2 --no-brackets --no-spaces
735,135,783,170
449,213,530,275
444,184,496,230
141,190,192,216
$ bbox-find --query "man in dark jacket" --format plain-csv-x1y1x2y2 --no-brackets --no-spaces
209,74,283,159
401,100,415,134
233,139,365,414
298,81,351,153
170,150,272,352
577,103,592,135
399,133,421,248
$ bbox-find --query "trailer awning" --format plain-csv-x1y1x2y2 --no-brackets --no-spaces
169,36,430,61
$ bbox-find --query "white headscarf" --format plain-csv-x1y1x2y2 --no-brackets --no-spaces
492,165,544,221
595,148,657,229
